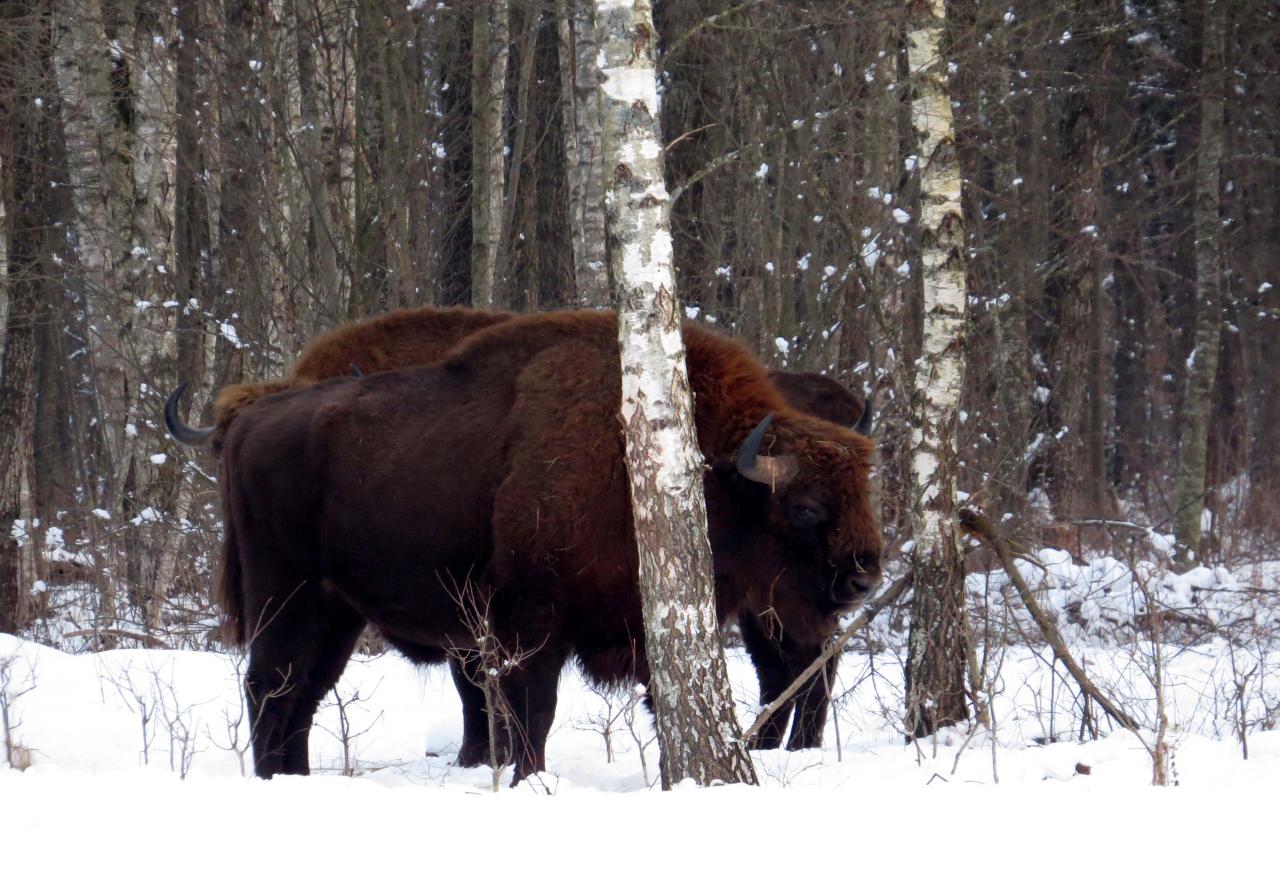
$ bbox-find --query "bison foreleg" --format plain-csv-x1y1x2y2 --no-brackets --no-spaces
451,657,514,768
739,611,798,750
784,646,837,751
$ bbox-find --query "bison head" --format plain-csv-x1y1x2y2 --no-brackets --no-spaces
710,413,883,625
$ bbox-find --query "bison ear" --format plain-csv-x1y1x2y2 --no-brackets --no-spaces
735,414,799,490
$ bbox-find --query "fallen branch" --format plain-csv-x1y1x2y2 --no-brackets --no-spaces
958,507,1141,733
62,628,170,649
741,571,912,746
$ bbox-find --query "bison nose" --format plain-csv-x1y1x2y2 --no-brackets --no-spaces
833,570,881,605
833,552,882,603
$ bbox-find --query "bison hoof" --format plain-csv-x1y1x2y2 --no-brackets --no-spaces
456,739,512,769
747,731,785,751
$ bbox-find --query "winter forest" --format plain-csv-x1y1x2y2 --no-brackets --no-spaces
2,0,1280,858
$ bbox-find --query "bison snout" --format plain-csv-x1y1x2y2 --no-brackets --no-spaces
833,557,882,605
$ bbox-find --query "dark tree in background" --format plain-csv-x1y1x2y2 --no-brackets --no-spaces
0,0,72,632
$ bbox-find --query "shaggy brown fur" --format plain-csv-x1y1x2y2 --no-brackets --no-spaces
173,306,871,454
219,310,882,782
769,370,871,434
197,307,514,453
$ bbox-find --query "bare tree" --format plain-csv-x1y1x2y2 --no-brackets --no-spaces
471,0,510,308
1173,0,1228,566
0,0,67,632
599,0,756,789
558,0,610,305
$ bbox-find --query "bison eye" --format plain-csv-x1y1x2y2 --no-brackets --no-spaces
788,502,825,529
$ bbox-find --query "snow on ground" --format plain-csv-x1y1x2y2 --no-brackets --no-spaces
3,622,1279,866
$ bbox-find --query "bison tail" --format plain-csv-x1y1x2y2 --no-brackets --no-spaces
216,498,246,648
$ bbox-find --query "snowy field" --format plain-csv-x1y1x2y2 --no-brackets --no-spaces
4,600,1279,866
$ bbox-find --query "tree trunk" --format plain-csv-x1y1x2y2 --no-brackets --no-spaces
903,0,971,739
494,8,539,307
293,0,341,331
471,0,509,309
597,0,756,789
559,0,610,306
350,0,392,320
0,0,64,632
1173,0,1226,566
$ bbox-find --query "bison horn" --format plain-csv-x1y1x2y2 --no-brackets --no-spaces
163,382,215,447
853,392,873,436
736,413,798,488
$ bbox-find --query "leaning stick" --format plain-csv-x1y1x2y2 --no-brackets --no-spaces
741,571,913,746
62,628,170,649
958,507,1141,733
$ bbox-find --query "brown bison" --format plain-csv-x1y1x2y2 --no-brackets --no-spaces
216,310,881,781
168,305,873,756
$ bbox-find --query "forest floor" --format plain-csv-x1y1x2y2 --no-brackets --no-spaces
3,548,1278,865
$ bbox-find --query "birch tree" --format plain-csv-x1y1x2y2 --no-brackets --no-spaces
597,0,756,789
903,0,971,738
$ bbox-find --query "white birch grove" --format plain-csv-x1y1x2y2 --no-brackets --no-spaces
903,0,971,737
596,0,756,788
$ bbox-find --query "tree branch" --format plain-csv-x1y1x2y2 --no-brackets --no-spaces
958,507,1141,733
741,571,912,746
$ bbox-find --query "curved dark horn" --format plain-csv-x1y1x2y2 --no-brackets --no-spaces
736,414,798,487
853,392,873,436
164,382,215,447
350,363,365,378
736,414,775,477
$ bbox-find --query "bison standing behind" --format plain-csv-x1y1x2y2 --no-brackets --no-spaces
218,310,881,782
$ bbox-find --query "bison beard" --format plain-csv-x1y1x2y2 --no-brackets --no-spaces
170,304,872,757
217,310,881,783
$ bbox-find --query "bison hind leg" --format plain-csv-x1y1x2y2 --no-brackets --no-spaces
245,586,366,778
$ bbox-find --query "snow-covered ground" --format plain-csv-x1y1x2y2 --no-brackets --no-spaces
4,606,1279,866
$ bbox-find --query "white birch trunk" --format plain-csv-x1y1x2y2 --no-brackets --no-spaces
904,0,971,737
596,0,756,789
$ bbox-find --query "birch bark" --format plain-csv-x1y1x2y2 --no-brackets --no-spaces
597,0,756,788
903,0,971,737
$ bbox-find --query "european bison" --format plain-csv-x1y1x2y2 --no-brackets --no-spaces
217,310,881,781
168,305,873,756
